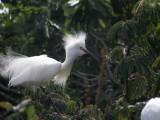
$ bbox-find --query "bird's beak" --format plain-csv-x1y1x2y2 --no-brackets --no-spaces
80,47,99,61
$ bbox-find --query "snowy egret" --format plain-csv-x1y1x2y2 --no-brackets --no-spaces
141,97,160,120
0,32,96,91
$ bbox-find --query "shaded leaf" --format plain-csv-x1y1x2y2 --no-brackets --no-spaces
152,56,160,68
114,55,152,81
0,4,4,10
0,102,13,110
25,106,39,120
109,46,124,61
128,73,148,101
4,3,11,8
107,20,138,45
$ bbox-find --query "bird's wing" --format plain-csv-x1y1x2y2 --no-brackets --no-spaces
0,52,61,87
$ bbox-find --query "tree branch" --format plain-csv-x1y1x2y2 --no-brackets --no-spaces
95,47,107,110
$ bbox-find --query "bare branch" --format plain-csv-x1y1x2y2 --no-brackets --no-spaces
95,47,107,110
72,72,98,81
13,98,31,112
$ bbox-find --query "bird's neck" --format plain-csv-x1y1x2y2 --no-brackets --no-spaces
62,57,76,70
54,54,77,86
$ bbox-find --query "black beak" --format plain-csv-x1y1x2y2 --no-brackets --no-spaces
81,48,99,61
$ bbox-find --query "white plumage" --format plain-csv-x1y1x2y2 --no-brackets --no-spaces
0,32,93,91
141,97,160,120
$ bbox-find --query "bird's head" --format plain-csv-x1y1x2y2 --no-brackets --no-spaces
63,32,96,60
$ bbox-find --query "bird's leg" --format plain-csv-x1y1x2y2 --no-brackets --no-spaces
32,86,39,109
34,90,37,109
47,81,51,94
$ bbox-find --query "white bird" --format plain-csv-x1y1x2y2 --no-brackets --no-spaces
141,97,160,120
0,32,96,91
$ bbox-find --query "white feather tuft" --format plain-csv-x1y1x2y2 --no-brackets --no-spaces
63,32,86,50
54,65,72,87
141,97,160,120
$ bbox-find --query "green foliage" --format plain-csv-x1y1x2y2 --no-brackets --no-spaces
128,74,148,101
109,46,124,61
63,0,113,31
152,56,160,68
25,106,39,120
0,4,4,10
66,100,78,115
107,20,141,47
130,45,147,56
107,1,160,50
77,105,103,120
114,55,152,81
107,21,125,44
105,0,160,119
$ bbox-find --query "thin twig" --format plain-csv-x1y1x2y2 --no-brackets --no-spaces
0,110,13,119
72,72,98,81
0,92,17,104
72,81,97,88
0,83,21,96
74,71,98,77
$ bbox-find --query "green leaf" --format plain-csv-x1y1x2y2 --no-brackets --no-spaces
78,105,103,120
109,46,124,61
0,102,13,110
130,45,147,56
152,56,160,68
114,55,152,81
13,16,20,23
138,7,160,33
98,18,106,28
107,21,124,44
0,4,4,10
66,100,78,115
4,3,11,8
25,106,38,120
128,73,148,101
44,24,50,38
107,20,139,46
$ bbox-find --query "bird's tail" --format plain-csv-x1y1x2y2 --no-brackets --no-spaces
0,48,26,78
